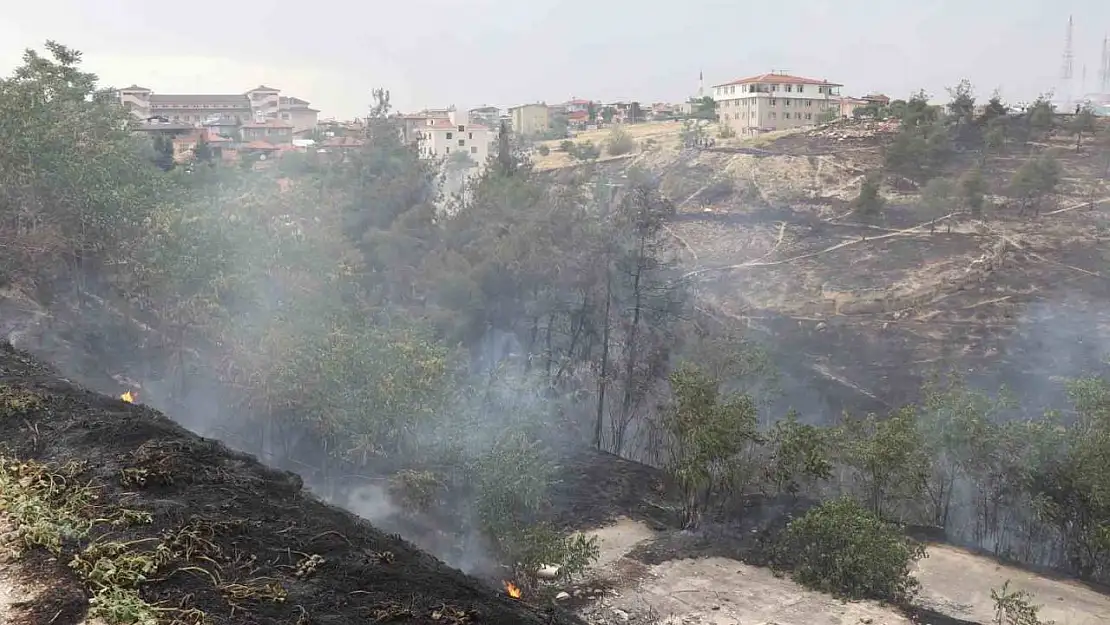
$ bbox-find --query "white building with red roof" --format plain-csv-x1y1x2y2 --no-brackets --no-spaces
712,71,842,134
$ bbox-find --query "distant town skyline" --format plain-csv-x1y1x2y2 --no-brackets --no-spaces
2,0,1109,119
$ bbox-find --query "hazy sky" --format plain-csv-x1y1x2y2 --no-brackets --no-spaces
1,0,1108,119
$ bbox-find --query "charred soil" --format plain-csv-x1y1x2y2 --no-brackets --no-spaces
0,343,582,625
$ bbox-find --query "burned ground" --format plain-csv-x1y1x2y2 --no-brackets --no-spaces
0,342,583,625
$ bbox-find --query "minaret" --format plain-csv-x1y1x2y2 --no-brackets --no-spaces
697,70,705,99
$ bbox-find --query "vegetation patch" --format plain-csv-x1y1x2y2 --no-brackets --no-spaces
774,497,927,603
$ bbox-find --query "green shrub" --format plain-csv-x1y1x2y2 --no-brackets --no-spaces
605,125,636,156
776,497,926,602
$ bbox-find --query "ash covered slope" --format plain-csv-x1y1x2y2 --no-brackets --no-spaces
0,342,578,625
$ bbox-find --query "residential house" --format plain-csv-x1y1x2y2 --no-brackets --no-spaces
561,98,593,126
240,119,294,145
117,85,319,133
712,72,842,134
508,103,550,137
862,93,891,107
170,128,235,163
416,109,492,167
468,105,500,128
837,96,870,118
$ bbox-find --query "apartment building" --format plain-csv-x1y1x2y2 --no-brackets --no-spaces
415,110,493,166
713,72,842,134
508,103,550,137
117,85,320,133
468,105,500,128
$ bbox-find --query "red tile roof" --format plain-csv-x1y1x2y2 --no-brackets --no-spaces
242,119,293,129
715,73,842,87
323,136,364,148
566,98,592,105
243,141,280,150
424,120,490,131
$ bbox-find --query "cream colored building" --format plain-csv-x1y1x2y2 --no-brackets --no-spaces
415,110,493,167
712,72,842,134
508,103,550,137
117,85,320,133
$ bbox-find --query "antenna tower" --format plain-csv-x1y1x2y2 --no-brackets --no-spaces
1101,35,1110,93
1061,15,1074,107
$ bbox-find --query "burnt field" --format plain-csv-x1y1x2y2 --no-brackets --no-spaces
0,343,584,625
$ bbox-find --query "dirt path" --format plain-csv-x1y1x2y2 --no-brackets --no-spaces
571,519,1110,625
574,519,913,625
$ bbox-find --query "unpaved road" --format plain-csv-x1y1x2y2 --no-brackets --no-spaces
572,518,1110,625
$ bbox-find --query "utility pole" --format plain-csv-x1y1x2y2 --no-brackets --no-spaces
1061,15,1074,110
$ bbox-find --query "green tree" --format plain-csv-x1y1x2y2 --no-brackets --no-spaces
852,171,885,217
946,78,976,126
761,411,832,498
991,580,1055,625
816,108,839,124
777,498,927,603
1025,96,1056,138
1068,106,1096,152
1008,153,1061,216
0,40,166,288
919,177,955,217
902,89,940,128
663,364,761,529
977,92,1010,124
688,96,717,121
605,124,636,156
959,166,989,216
1027,378,1110,579
836,407,928,518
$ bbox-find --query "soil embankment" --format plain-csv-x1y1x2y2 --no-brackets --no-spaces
0,342,582,625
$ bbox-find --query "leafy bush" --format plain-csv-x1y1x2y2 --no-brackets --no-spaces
776,497,927,603
992,579,1054,625
853,171,885,217
536,144,550,156
605,125,636,156
569,140,601,161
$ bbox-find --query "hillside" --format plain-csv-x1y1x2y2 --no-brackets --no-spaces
537,118,1110,412
0,342,582,625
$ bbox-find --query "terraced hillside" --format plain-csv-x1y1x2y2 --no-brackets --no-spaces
539,119,1110,412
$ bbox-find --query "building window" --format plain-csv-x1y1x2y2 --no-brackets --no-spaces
805,113,812,120
447,132,453,139
769,99,776,106
458,139,465,147
795,112,802,119
785,85,792,92
468,132,473,139
784,99,791,106
797,85,804,93
458,125,464,132
470,146,478,154
806,100,812,107
445,147,450,154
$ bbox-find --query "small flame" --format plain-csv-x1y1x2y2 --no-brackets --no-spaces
503,581,521,599
120,391,136,403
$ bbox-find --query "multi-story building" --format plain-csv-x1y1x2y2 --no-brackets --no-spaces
468,105,500,128
712,72,842,134
415,110,493,166
117,85,319,133
508,103,550,137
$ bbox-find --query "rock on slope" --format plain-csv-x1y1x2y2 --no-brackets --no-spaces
0,342,581,625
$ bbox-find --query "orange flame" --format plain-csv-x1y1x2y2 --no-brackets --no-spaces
120,391,136,403
503,580,521,599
